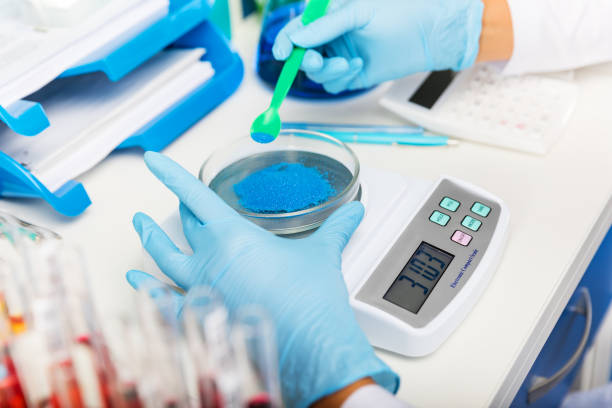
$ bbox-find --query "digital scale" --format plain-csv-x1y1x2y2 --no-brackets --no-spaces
342,168,509,356
150,167,510,357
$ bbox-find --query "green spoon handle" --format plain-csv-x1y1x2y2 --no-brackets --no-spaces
270,48,305,109
269,0,332,110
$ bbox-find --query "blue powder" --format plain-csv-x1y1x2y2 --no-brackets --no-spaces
234,162,336,213
251,132,275,144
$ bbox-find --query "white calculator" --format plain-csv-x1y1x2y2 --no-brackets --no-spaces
380,64,578,155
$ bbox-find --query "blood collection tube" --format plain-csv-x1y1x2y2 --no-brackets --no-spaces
9,328,53,407
0,313,26,408
102,316,147,408
55,247,120,408
117,383,144,408
48,359,84,408
5,274,28,336
0,247,28,408
93,346,119,408
232,308,281,408
30,295,84,408
0,344,27,408
135,289,190,407
0,226,28,336
0,220,109,408
182,287,236,408
71,334,110,408
1,215,286,408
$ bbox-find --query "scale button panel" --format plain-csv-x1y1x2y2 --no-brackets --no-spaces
471,202,491,217
439,197,460,212
451,230,473,246
461,215,482,232
430,211,450,226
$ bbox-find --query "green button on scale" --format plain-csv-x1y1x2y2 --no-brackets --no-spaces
462,216,482,231
430,211,451,226
440,197,460,212
471,202,491,217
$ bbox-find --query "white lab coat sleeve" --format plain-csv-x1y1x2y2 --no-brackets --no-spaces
341,384,412,408
503,0,612,75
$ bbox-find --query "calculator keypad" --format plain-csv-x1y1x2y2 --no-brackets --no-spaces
432,64,577,154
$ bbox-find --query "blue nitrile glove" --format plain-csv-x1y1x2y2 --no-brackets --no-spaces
126,152,399,408
273,0,484,94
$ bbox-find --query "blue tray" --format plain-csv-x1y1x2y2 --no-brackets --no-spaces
0,0,212,136
0,20,244,216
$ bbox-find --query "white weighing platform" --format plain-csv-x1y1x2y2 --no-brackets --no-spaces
1,18,611,408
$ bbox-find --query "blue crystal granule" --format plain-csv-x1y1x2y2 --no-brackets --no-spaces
234,162,336,213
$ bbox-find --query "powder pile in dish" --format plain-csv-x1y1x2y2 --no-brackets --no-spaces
234,162,336,213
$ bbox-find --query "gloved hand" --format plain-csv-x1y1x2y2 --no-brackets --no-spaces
126,152,399,408
273,0,484,94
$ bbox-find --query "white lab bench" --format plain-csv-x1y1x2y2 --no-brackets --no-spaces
1,20,612,408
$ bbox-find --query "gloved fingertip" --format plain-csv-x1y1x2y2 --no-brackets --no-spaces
132,212,146,233
341,201,366,222
288,29,308,48
347,75,367,92
143,152,180,185
302,50,324,72
288,25,326,49
323,57,365,94
272,42,290,60
272,32,293,60
133,211,155,231
143,151,168,179
288,16,338,48
143,150,163,167
272,18,303,60
289,5,373,48
126,270,145,289
333,201,365,235
349,57,364,70
323,82,345,95
313,201,365,250
333,57,350,73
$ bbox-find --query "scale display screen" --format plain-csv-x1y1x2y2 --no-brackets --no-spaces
384,242,454,314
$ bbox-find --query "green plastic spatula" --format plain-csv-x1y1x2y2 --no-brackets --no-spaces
250,0,332,143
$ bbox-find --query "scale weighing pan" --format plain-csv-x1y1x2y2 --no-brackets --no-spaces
199,130,361,235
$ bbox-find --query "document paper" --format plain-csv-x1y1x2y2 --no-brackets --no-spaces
0,0,169,107
0,48,214,192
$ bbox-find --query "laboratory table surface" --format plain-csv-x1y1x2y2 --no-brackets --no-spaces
1,18,612,408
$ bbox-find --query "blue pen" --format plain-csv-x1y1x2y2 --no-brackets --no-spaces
282,122,456,146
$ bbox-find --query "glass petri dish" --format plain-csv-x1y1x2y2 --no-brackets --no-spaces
199,130,361,235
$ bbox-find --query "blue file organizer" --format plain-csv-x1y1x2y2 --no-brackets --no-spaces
0,1,243,217
0,101,49,136
0,0,212,136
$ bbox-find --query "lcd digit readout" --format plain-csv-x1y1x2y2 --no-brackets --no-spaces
383,242,454,314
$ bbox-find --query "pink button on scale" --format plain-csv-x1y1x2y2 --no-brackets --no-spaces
452,230,473,246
